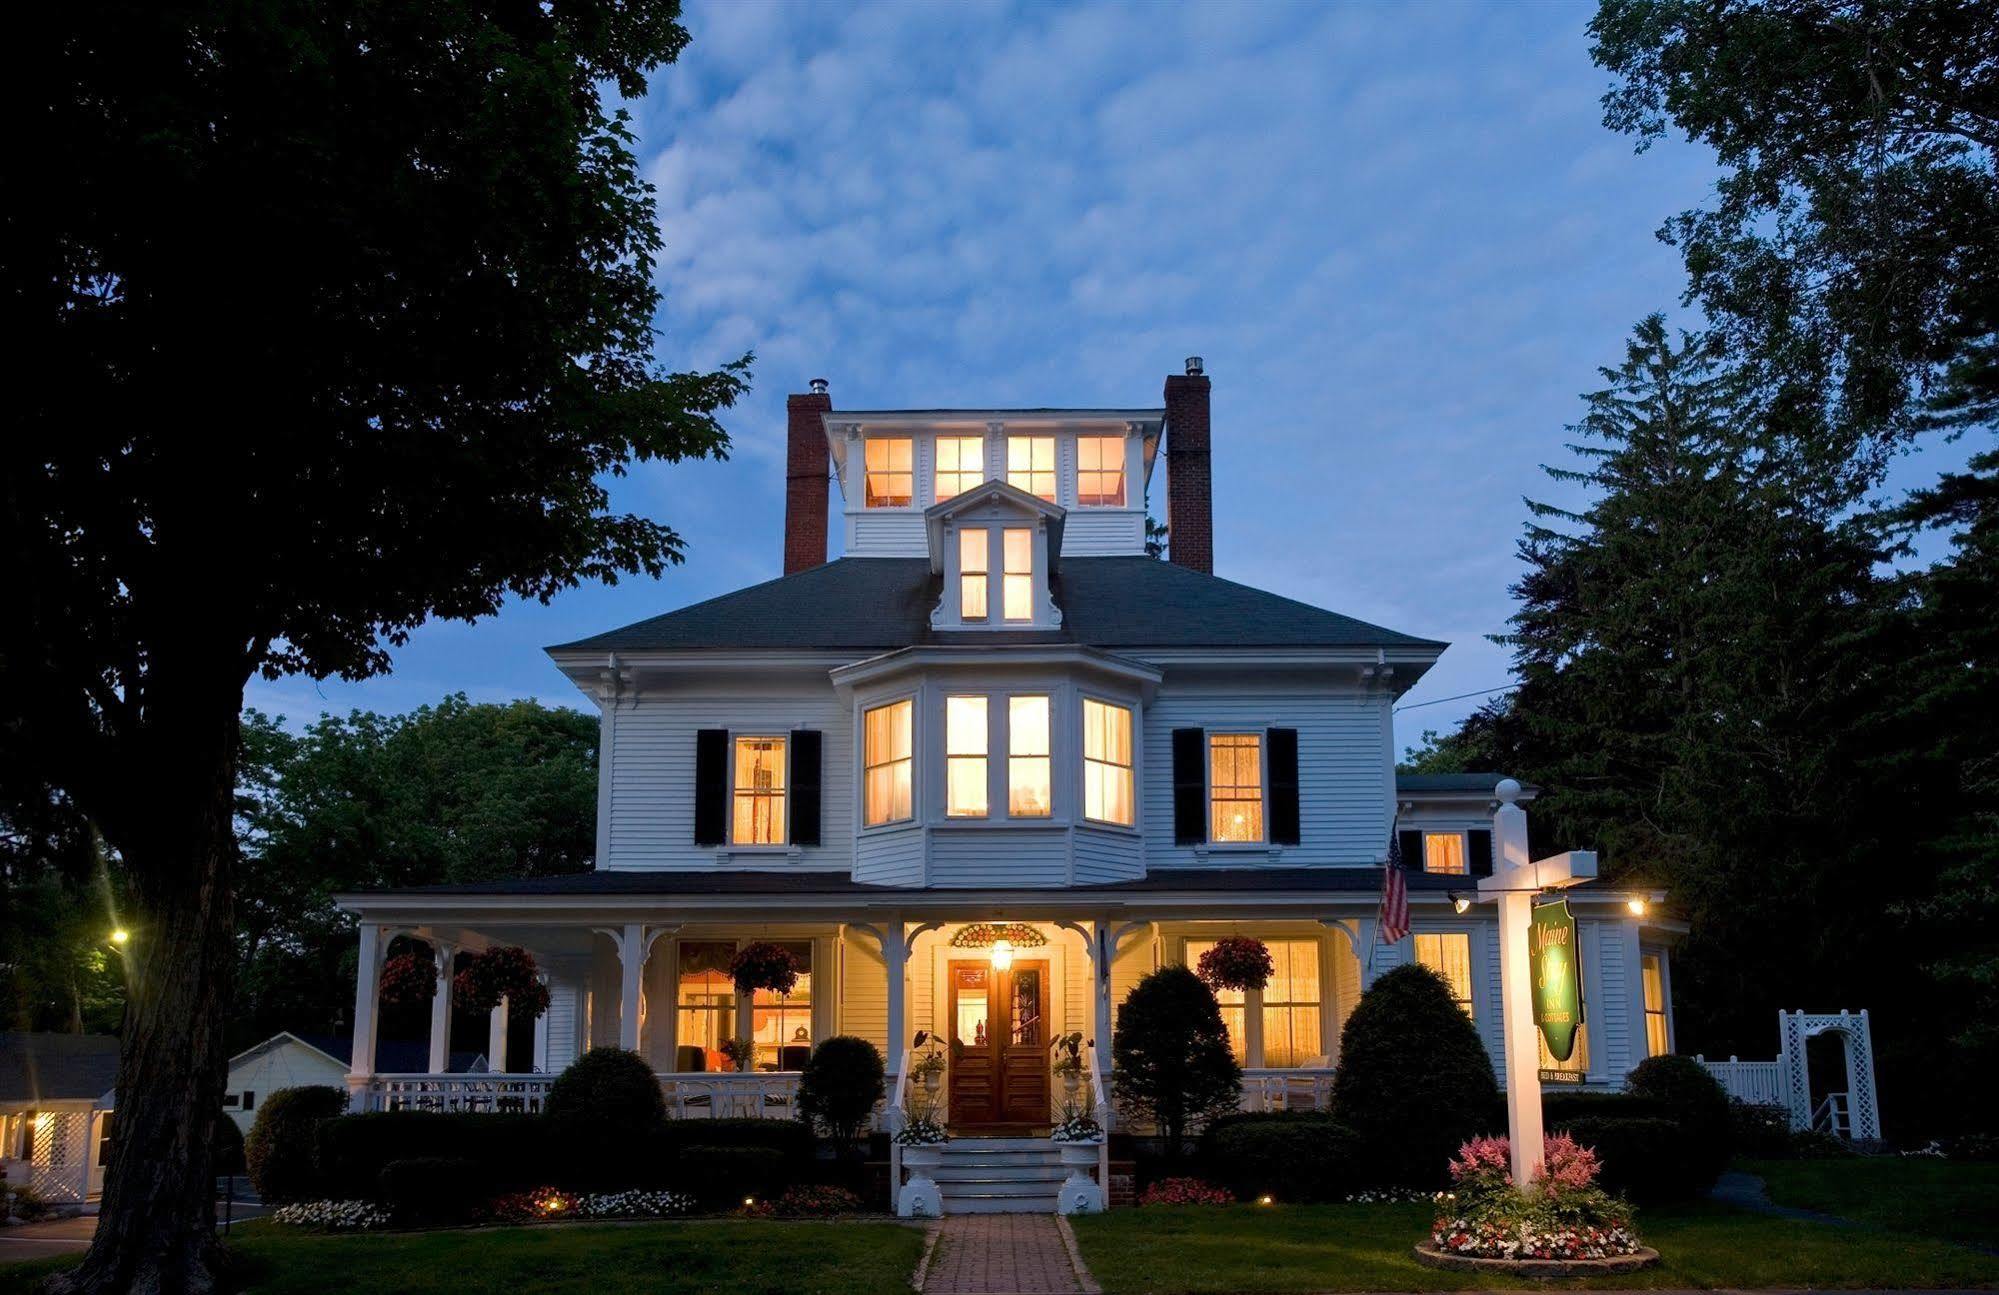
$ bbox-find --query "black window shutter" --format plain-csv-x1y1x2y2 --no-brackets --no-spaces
1268,728,1300,845
1172,728,1206,845
694,729,728,846
1468,828,1494,878
1398,829,1424,872
789,730,822,847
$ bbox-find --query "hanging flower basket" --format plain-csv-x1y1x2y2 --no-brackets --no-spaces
729,941,801,997
378,951,438,1006
453,946,551,1019
1196,936,1274,992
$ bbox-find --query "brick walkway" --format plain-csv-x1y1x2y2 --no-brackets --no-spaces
923,1214,1091,1294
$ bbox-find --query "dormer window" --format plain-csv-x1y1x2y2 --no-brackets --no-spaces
1002,528,1032,622
959,529,989,620
1006,436,1056,501
934,436,985,502
1076,436,1126,506
865,438,913,508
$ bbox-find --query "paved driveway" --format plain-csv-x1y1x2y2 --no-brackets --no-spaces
0,1214,95,1266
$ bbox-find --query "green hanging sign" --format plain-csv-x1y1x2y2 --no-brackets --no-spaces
1530,898,1584,1064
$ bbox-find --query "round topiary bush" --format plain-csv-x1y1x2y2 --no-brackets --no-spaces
797,1036,886,1148
1625,1053,1732,1186
546,1047,667,1130
1113,965,1243,1157
1332,963,1500,1188
245,1085,349,1203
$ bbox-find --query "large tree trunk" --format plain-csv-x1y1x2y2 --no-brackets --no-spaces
51,671,241,1295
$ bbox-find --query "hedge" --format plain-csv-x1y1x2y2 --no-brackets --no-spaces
676,1145,784,1209
1558,1115,1702,1202
379,1157,485,1224
655,1116,815,1168
246,1085,349,1203
317,1113,553,1198
1627,1054,1733,1186
1542,1091,1671,1124
1204,1114,1361,1202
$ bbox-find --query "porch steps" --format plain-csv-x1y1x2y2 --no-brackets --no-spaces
934,1137,1066,1214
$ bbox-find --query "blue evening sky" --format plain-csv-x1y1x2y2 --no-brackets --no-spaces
243,0,1960,756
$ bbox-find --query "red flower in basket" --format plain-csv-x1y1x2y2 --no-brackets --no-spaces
378,951,438,1005
452,946,551,1019
1196,936,1274,992
730,941,801,997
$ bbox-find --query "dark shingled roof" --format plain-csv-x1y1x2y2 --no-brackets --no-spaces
0,1032,120,1103
550,557,1443,654
352,865,1464,899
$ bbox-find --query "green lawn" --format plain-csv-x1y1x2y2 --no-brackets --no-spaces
0,1218,927,1295
1068,1200,1999,1293
1745,1156,1999,1250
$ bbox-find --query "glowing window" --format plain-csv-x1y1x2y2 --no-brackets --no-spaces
945,696,989,818
1415,932,1474,1019
751,941,813,1070
1423,832,1468,875
865,438,913,508
676,941,737,1073
730,735,786,845
1261,940,1322,1067
1002,528,1032,622
1076,436,1126,506
1008,696,1051,818
863,699,913,826
1007,435,1056,500
1208,733,1264,843
1082,699,1134,826
1642,953,1669,1056
934,435,985,502
959,528,988,621
1184,939,1248,1065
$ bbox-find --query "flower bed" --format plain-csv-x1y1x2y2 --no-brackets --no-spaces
1139,1177,1233,1206
271,1200,393,1231
1418,1133,1653,1269
274,1188,693,1232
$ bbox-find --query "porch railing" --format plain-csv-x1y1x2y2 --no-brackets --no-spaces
1696,1055,1785,1106
658,1071,801,1120
360,1073,557,1114
886,1046,912,1215
1239,1066,1335,1113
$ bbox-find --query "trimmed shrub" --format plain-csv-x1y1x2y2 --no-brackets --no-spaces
1205,1114,1361,1202
1559,1116,1699,1202
379,1157,483,1224
1626,1054,1732,1185
1729,1101,1797,1159
317,1112,552,1198
797,1036,886,1148
1332,963,1500,1188
1113,966,1243,1156
676,1145,783,1210
653,1116,817,1170
546,1047,666,1130
246,1085,349,1203
1542,1091,1671,1124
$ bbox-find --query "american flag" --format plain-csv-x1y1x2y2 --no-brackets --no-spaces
1379,829,1410,944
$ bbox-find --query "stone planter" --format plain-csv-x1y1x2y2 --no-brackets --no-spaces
1054,1138,1105,1215
920,1069,943,1096
1058,1069,1082,1102
1411,1243,1660,1277
900,1144,944,1171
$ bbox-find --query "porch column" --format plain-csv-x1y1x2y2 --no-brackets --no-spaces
488,997,509,1073
533,977,551,1072
1092,916,1115,1055
883,919,908,1071
619,921,645,1051
347,923,384,1104
427,941,457,1074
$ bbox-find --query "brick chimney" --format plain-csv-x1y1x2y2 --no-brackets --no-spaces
784,379,833,573
1163,357,1212,574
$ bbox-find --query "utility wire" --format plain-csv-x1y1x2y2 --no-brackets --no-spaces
1392,683,1521,714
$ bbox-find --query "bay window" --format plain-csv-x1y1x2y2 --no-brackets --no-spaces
959,528,989,620
1423,832,1468,875
945,696,989,818
730,735,786,845
934,435,984,501
864,438,913,507
1208,732,1265,843
1007,435,1056,500
1008,695,1051,817
1082,699,1135,826
863,699,913,826
1076,435,1126,506
1414,932,1475,1018
1002,528,1033,622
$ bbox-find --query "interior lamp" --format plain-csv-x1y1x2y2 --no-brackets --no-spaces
990,938,1014,971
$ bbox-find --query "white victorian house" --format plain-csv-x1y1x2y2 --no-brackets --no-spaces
335,361,1681,1211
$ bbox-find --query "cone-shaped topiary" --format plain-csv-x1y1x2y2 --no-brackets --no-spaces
1332,963,1500,1187
1112,965,1243,1157
245,1085,349,1203
545,1047,666,1130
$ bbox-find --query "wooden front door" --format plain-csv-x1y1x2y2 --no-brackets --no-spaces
947,959,1050,1129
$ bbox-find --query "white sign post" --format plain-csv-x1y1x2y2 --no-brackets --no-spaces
1477,778,1597,1189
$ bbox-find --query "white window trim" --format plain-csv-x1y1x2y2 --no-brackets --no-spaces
1419,828,1472,877
1078,693,1140,831
858,693,919,832
1073,433,1130,509
1412,926,1478,1021
1640,945,1676,1055
1176,933,1325,1068
727,731,790,849
943,694,991,820
861,435,917,511
1199,725,1272,851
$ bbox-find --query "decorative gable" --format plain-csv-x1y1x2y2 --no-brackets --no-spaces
925,480,1065,631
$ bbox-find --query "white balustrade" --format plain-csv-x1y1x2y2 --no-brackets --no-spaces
363,1073,556,1114
1238,1067,1335,1113
657,1071,802,1120
1696,1055,1785,1106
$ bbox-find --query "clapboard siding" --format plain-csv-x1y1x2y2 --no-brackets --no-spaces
928,827,1069,888
854,824,927,886
1061,510,1145,556
846,510,928,557
1588,920,1632,1082
1142,692,1391,869
1072,827,1143,883
841,930,889,1055
542,972,586,1073
606,695,852,871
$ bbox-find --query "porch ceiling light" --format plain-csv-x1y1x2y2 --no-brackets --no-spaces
990,938,1014,971
1449,893,1471,915
1627,897,1648,916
